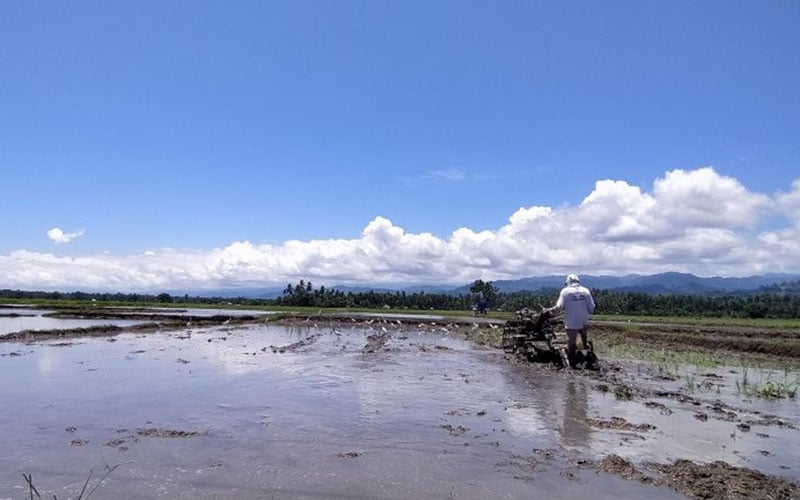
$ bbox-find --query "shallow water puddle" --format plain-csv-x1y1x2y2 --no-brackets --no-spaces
1,322,791,498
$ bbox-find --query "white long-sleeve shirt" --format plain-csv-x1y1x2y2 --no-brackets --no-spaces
553,284,595,329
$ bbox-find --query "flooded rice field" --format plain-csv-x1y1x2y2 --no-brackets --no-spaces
0,307,147,336
1,313,798,499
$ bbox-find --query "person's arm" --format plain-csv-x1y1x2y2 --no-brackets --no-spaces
547,289,566,315
587,292,596,314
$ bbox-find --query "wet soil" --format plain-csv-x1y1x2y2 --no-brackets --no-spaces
136,428,205,438
1,309,798,499
594,454,798,500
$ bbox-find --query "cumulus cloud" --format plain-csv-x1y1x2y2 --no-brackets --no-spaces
46,227,85,244
3,167,800,291
776,179,800,225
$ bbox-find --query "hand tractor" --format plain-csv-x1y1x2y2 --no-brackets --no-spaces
501,306,597,369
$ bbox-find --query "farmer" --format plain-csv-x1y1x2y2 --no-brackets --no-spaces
547,274,595,367
477,296,488,315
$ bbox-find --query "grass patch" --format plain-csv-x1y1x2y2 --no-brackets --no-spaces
736,366,799,399
595,341,720,369
613,385,633,401
598,336,800,399
594,314,800,330
592,321,800,365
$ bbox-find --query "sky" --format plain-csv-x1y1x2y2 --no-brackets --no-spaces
1,1,799,292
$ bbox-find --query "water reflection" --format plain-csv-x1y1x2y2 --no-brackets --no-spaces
562,380,590,449
37,348,61,376
498,366,565,446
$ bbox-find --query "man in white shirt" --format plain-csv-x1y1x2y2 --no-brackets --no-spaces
547,274,596,367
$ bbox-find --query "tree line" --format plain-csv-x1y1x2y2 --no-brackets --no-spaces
3,278,800,318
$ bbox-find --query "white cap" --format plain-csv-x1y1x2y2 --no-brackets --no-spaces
565,274,580,285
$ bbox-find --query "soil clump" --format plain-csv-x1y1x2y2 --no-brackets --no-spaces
593,455,799,499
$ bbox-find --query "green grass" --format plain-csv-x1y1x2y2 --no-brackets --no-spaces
593,314,800,330
599,335,800,369
598,337,800,399
595,341,719,368
736,366,799,399
598,342,718,388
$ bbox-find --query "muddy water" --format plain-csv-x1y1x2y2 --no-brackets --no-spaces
0,323,792,499
583,358,800,475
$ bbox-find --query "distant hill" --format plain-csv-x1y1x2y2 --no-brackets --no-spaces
183,272,800,298
384,272,800,296
332,283,457,295
482,272,800,295
757,278,800,295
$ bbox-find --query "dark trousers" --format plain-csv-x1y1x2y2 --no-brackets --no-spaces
565,328,588,366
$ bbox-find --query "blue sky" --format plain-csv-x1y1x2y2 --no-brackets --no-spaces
1,1,799,291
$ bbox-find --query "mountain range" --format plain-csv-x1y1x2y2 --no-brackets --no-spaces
190,272,800,298
468,272,800,295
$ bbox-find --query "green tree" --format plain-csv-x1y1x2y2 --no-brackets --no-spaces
469,279,499,307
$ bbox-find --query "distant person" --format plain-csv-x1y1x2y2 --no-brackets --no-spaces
547,274,595,367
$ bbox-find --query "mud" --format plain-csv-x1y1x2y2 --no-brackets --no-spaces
655,459,798,500
593,454,799,500
136,428,205,438
586,417,657,432
0,309,798,499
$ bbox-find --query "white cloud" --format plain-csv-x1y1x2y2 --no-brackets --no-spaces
776,179,800,225
3,167,800,292
651,167,771,228
425,168,466,182
46,227,85,244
